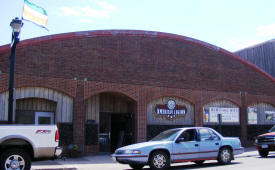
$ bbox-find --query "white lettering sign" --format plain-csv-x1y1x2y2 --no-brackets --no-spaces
209,107,239,123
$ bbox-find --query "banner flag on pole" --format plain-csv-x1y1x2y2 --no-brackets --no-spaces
22,0,48,30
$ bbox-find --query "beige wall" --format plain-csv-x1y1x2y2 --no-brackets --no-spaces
0,87,73,123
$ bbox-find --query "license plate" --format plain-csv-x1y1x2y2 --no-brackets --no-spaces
262,144,268,148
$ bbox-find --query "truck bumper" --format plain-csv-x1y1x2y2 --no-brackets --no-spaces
55,147,62,157
255,144,275,151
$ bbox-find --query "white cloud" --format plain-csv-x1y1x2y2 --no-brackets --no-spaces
98,1,118,12
257,23,275,37
59,1,118,19
228,38,264,51
227,23,275,51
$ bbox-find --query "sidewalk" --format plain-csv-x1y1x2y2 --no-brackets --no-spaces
31,147,258,170
31,154,120,170
33,154,115,164
235,147,258,158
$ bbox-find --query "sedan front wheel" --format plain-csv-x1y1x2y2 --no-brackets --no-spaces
149,151,170,170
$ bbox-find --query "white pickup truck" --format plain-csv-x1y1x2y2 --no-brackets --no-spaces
0,125,62,170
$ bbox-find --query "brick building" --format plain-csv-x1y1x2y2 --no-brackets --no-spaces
0,30,274,154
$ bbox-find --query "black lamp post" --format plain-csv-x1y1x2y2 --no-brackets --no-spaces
8,18,23,124
218,113,222,134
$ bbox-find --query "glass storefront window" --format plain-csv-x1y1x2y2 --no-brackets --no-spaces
247,103,275,125
203,100,240,125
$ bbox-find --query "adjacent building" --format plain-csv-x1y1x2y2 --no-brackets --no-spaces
235,39,275,78
0,30,274,154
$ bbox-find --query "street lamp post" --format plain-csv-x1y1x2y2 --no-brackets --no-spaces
8,18,23,124
218,113,222,134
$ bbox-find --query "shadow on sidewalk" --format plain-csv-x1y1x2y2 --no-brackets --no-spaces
33,154,114,166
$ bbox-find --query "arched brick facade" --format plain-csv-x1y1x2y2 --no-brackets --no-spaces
0,30,274,153
0,74,77,98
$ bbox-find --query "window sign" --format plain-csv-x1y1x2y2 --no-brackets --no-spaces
148,97,194,125
203,108,210,123
207,107,239,123
247,103,275,125
248,107,258,124
155,99,187,120
265,111,275,121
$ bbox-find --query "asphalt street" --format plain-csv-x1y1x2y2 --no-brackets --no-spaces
31,148,275,170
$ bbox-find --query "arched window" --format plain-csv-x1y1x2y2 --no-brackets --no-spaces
147,97,194,125
203,100,240,125
247,103,275,125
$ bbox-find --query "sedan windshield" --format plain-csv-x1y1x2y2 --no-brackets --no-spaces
150,129,182,141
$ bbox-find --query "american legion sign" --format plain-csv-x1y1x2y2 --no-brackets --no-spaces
155,99,187,120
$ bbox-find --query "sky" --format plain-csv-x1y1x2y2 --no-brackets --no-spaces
0,0,275,52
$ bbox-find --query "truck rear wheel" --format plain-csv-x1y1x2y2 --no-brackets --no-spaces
0,148,31,170
258,150,269,157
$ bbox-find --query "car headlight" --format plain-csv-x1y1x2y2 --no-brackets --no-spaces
124,150,141,154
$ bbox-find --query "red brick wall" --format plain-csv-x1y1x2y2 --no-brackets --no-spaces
73,81,85,146
0,30,274,96
0,74,77,97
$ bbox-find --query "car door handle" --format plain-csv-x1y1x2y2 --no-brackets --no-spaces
215,143,219,145
195,144,199,147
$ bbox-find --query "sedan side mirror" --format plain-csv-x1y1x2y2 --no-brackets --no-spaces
176,137,185,143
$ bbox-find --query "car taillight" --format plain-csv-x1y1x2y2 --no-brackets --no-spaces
55,130,59,142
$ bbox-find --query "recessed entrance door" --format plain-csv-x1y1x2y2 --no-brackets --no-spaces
35,112,54,125
111,113,134,153
99,113,111,152
99,112,134,153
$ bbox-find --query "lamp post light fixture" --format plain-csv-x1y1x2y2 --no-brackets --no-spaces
8,17,23,124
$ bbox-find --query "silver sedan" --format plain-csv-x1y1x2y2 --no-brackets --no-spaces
112,127,244,170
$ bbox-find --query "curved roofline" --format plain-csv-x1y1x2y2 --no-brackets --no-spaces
0,29,274,82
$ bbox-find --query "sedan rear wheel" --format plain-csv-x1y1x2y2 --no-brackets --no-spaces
149,151,169,170
218,147,232,164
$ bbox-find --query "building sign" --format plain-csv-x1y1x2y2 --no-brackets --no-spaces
155,99,187,119
204,107,239,123
265,111,275,121
248,107,258,124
